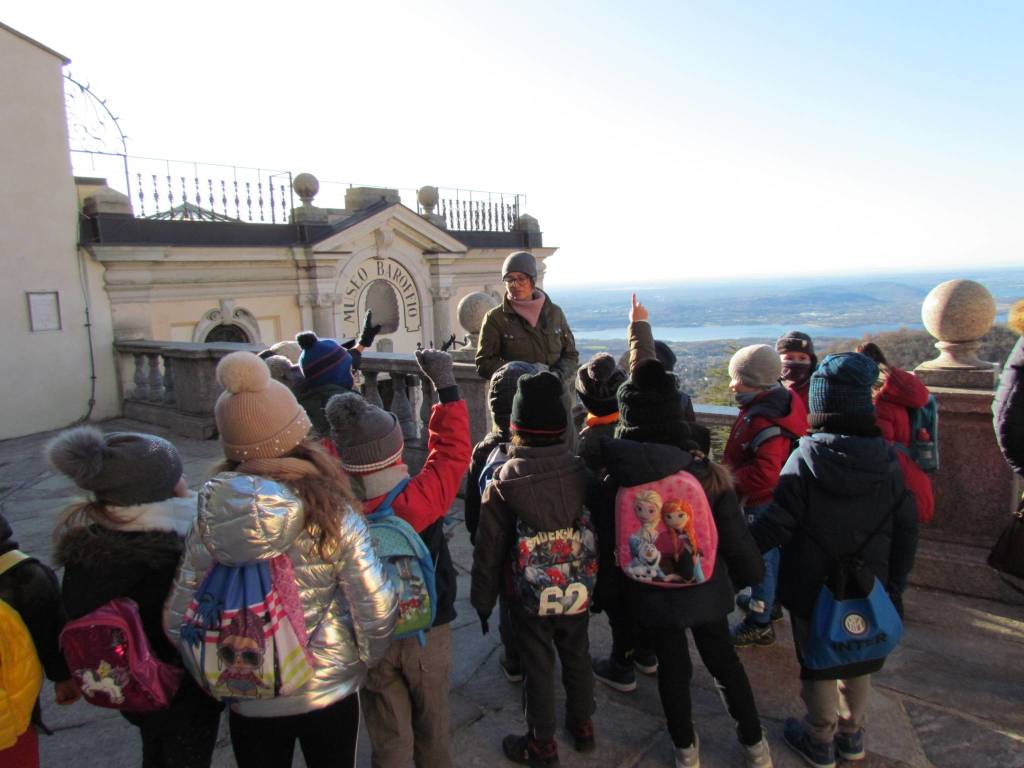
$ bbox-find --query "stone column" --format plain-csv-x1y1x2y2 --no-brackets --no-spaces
310,295,336,338
910,279,1022,604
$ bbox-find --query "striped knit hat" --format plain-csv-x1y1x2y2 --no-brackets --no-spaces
297,332,353,390
214,352,312,461
325,392,404,474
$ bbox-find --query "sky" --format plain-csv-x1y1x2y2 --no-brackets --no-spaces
6,1,1023,286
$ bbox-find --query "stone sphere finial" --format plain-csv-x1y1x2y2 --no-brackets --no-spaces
458,291,498,336
417,186,439,214
513,213,540,233
916,279,998,386
293,173,320,206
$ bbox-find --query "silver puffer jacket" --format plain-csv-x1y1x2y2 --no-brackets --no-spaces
164,472,397,718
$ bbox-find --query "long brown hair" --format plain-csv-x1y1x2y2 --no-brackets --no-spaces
55,500,126,539
217,439,361,559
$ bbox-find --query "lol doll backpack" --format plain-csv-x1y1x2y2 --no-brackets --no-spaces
614,470,717,588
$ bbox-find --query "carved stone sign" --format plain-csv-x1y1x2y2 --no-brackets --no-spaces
339,257,421,334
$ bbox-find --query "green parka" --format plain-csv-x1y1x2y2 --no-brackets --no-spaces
475,293,579,383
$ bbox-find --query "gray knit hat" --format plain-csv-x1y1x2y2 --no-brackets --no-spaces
728,344,782,389
501,251,537,281
46,426,183,506
325,393,405,473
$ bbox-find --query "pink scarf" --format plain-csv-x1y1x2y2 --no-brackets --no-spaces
509,290,546,328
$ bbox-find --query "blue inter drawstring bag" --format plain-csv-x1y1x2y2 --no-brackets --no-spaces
802,507,904,671
366,479,437,645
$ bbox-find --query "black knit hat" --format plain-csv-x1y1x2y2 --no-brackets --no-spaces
654,341,677,371
776,330,817,368
616,359,697,446
808,352,878,433
511,371,567,435
576,354,627,416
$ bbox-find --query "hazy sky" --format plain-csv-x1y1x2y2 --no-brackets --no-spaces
7,1,1023,286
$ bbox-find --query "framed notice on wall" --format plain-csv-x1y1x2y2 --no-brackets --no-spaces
27,291,61,332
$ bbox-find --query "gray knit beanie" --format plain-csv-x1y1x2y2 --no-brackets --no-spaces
325,393,405,473
501,251,537,281
46,426,183,506
728,344,782,389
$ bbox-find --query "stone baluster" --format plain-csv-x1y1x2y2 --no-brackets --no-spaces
390,374,418,441
146,354,163,402
363,371,384,409
419,376,434,444
162,357,176,405
132,353,147,400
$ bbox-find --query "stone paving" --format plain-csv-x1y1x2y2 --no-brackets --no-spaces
2,419,1022,768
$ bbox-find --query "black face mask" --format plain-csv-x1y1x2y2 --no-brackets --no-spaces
781,360,812,384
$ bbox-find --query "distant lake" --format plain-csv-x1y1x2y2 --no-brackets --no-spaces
577,321,928,342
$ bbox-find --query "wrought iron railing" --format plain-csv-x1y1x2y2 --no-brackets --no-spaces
71,150,524,231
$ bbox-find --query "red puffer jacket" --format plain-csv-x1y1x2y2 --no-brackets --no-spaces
874,367,934,524
723,386,808,507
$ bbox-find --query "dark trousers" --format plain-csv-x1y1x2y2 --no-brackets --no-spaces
127,691,221,768
499,590,519,663
645,617,763,748
512,606,595,741
229,693,361,768
606,594,654,666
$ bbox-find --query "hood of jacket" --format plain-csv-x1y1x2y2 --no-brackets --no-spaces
743,384,808,435
496,444,587,531
797,433,895,498
877,367,929,409
55,522,184,573
196,472,306,565
600,438,696,487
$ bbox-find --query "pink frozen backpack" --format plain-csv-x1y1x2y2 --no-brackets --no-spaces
614,470,718,588
61,597,182,712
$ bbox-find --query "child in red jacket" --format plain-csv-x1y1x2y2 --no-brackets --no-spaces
857,342,934,525
724,344,808,647
326,349,470,768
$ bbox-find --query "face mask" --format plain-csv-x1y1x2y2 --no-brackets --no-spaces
734,391,758,407
781,360,812,384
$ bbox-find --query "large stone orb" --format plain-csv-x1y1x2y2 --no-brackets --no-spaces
458,291,498,335
921,279,996,342
293,173,319,201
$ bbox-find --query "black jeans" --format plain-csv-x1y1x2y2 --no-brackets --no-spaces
127,685,222,768
645,617,763,748
512,606,595,741
229,693,361,768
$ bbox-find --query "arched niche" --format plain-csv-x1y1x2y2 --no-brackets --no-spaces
192,301,261,344
364,279,401,334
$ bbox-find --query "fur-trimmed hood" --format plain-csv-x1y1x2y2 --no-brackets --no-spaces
55,525,185,572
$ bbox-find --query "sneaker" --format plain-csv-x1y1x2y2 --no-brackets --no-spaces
502,733,559,767
592,656,637,692
673,731,700,768
737,593,784,623
568,719,595,753
499,654,524,683
743,735,773,768
834,729,865,761
732,619,776,647
783,718,835,768
633,649,659,675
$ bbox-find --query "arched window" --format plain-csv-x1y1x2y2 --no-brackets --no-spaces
364,280,400,334
205,324,250,343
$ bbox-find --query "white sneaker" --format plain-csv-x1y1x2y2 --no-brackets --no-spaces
744,735,773,768
673,732,700,768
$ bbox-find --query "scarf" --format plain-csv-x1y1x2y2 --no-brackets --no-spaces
585,411,620,428
351,464,411,502
781,360,813,387
509,290,546,328
101,495,196,536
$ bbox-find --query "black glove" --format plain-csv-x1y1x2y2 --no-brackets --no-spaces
478,611,490,635
359,310,383,349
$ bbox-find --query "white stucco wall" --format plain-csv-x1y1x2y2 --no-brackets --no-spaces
0,28,119,438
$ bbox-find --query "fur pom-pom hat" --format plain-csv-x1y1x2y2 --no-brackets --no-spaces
46,425,183,506
297,331,353,390
1009,299,1024,336
215,351,311,461
576,353,627,416
325,392,404,474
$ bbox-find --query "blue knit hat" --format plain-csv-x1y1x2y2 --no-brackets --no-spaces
808,352,878,432
297,331,353,389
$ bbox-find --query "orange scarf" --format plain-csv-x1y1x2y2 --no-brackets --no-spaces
585,412,619,427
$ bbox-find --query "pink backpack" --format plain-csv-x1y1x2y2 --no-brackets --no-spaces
61,597,182,712
615,470,718,588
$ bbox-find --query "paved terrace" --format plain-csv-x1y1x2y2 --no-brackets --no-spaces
2,419,1022,768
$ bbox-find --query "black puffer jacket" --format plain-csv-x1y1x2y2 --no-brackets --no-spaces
590,439,763,629
752,433,918,678
0,515,70,684
994,335,1024,477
